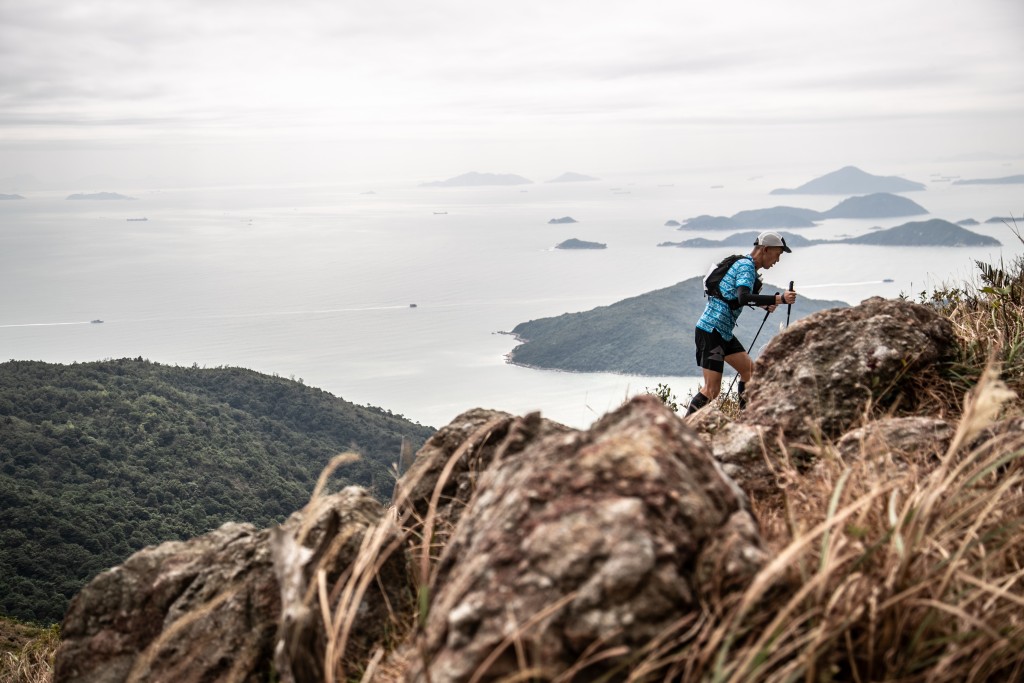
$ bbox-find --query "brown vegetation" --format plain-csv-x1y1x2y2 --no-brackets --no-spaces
0,621,58,683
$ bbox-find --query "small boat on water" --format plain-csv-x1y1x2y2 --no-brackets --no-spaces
882,278,894,283
90,319,104,324
409,304,418,308
126,217,148,222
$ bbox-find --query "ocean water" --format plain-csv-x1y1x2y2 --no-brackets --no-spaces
1,163,1021,429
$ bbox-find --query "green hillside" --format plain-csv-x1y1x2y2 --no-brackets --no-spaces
0,359,435,624
508,277,846,375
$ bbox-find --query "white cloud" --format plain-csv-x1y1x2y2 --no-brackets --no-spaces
0,0,1021,184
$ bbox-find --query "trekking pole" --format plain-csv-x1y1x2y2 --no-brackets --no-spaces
786,280,794,327
723,306,772,401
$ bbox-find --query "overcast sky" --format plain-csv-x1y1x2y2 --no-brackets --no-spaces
1,0,1022,187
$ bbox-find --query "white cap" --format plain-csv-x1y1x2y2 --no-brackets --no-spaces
754,231,792,253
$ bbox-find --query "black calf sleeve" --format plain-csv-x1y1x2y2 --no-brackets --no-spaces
738,381,747,410
686,391,710,416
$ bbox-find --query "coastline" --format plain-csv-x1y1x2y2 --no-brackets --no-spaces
496,329,702,378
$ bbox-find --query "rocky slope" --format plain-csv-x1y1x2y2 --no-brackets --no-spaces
52,297,1024,682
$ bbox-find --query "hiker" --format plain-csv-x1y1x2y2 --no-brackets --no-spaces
685,231,797,415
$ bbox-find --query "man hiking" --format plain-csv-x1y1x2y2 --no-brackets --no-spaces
685,231,797,416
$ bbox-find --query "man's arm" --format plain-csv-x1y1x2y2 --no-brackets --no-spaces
736,286,779,307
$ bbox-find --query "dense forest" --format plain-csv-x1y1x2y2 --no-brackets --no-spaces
0,359,435,624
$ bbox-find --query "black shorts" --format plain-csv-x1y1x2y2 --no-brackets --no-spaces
694,327,745,373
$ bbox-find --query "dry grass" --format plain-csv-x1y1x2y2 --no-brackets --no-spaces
922,220,1024,402
598,365,1022,682
0,622,58,683
330,364,1024,682
707,367,1023,682
618,238,1024,681
317,421,499,682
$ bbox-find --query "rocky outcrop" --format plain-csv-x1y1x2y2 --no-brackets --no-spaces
55,487,411,683
53,298,977,682
408,395,765,682
397,408,570,551
55,396,766,683
742,297,956,440
56,522,280,683
689,297,958,498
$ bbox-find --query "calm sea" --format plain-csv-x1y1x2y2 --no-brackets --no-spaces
1,162,1021,429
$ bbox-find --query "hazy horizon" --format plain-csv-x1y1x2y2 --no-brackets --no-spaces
2,0,1023,190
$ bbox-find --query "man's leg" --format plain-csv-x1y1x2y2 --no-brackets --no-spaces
701,365,725,399
687,328,726,415
724,351,754,409
684,365,723,415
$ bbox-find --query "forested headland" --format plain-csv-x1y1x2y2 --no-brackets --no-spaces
0,359,435,624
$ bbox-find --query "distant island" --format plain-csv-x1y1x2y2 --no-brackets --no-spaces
957,218,980,226
841,219,1000,246
682,209,817,231
546,172,600,183
674,193,927,230
952,175,1024,185
0,193,24,200
770,166,926,195
548,216,578,224
823,193,927,218
555,238,606,250
67,192,137,200
505,278,845,375
660,219,999,248
421,172,533,187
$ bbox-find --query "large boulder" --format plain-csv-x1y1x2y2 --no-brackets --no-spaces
407,394,766,682
55,522,280,683
397,407,569,549
55,487,409,683
742,297,956,439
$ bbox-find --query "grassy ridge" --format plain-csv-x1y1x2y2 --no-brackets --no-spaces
0,359,434,624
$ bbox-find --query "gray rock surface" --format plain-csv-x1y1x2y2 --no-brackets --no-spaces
742,297,956,440
56,521,279,683
408,395,767,682
55,487,407,683
397,408,570,540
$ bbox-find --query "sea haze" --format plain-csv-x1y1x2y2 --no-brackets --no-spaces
1,163,1021,429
